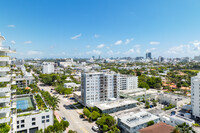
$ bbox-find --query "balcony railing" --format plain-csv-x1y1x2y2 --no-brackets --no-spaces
0,56,9,62
0,117,10,124
0,107,10,113
0,46,16,53
0,97,10,103
0,84,11,93
0,66,10,72
0,75,11,82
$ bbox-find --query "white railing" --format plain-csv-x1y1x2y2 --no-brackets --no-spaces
0,67,10,72
0,117,10,124
0,57,9,62
0,85,11,92
0,97,10,103
0,107,10,113
0,75,11,82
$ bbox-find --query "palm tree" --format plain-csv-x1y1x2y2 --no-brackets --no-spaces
172,123,196,133
51,96,60,111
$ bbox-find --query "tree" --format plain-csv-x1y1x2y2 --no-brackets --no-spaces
175,122,195,133
145,100,150,108
102,125,108,132
68,130,78,133
51,96,60,111
83,108,91,118
0,123,10,133
90,111,100,121
96,114,116,131
60,120,69,130
177,83,181,88
147,120,154,126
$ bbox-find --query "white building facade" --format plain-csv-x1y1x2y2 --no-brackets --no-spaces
42,62,54,74
191,72,200,118
81,72,120,106
0,35,16,132
120,75,138,90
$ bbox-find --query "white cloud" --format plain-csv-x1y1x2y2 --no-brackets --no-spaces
124,49,134,55
86,45,91,48
115,40,123,45
71,34,82,40
8,25,15,28
125,38,134,44
164,40,200,57
10,40,16,44
24,41,32,44
94,34,100,38
150,41,160,45
87,50,101,55
146,48,156,52
27,50,43,55
107,50,114,55
97,44,105,48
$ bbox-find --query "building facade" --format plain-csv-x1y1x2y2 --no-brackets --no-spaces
191,72,200,118
42,62,54,74
0,35,16,133
120,75,138,90
81,72,120,106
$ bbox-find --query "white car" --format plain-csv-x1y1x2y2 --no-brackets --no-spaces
92,125,99,132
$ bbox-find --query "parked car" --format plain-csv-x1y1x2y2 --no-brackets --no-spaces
63,104,67,107
92,125,99,132
62,117,67,121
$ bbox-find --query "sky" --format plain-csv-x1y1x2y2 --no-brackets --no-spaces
1,0,200,59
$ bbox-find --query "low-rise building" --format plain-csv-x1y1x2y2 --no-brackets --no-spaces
158,93,190,107
42,62,54,74
95,99,138,114
73,91,81,103
15,94,53,133
118,111,160,133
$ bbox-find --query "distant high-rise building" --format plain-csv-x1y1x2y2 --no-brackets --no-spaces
191,73,200,118
92,56,95,59
194,55,200,62
158,56,164,62
81,72,120,106
146,52,152,59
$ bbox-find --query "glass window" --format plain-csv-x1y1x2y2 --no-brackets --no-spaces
46,119,49,122
32,118,36,121
32,122,36,125
42,120,45,123
46,115,49,118
17,121,19,124
21,124,25,128
21,120,25,123
17,125,19,129
42,116,45,119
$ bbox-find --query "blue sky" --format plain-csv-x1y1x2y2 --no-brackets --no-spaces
1,0,200,59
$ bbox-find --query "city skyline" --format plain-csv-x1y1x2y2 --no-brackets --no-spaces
1,0,200,58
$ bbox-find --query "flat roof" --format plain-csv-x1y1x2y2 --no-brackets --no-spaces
118,111,159,128
95,99,138,110
73,91,81,96
16,96,34,110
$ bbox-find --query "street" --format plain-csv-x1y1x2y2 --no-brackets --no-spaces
37,82,95,133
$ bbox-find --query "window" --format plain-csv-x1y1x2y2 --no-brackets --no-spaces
42,120,45,123
46,115,49,118
17,125,19,129
21,120,25,123
46,119,49,122
17,121,19,124
42,116,45,119
21,124,25,128
32,118,36,121
32,122,36,125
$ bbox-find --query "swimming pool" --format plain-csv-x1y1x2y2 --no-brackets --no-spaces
16,97,34,110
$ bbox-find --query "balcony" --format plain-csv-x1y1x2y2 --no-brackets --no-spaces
0,56,9,62
0,84,11,93
0,97,10,103
0,117,10,124
0,67,10,72
0,46,16,53
0,107,10,113
0,75,11,82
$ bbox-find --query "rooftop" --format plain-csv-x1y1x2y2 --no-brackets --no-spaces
118,111,159,128
138,122,174,133
95,99,138,110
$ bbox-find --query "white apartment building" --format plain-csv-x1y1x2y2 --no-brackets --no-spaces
191,72,200,118
118,111,160,133
120,75,138,90
0,35,16,132
42,62,54,74
81,72,120,106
